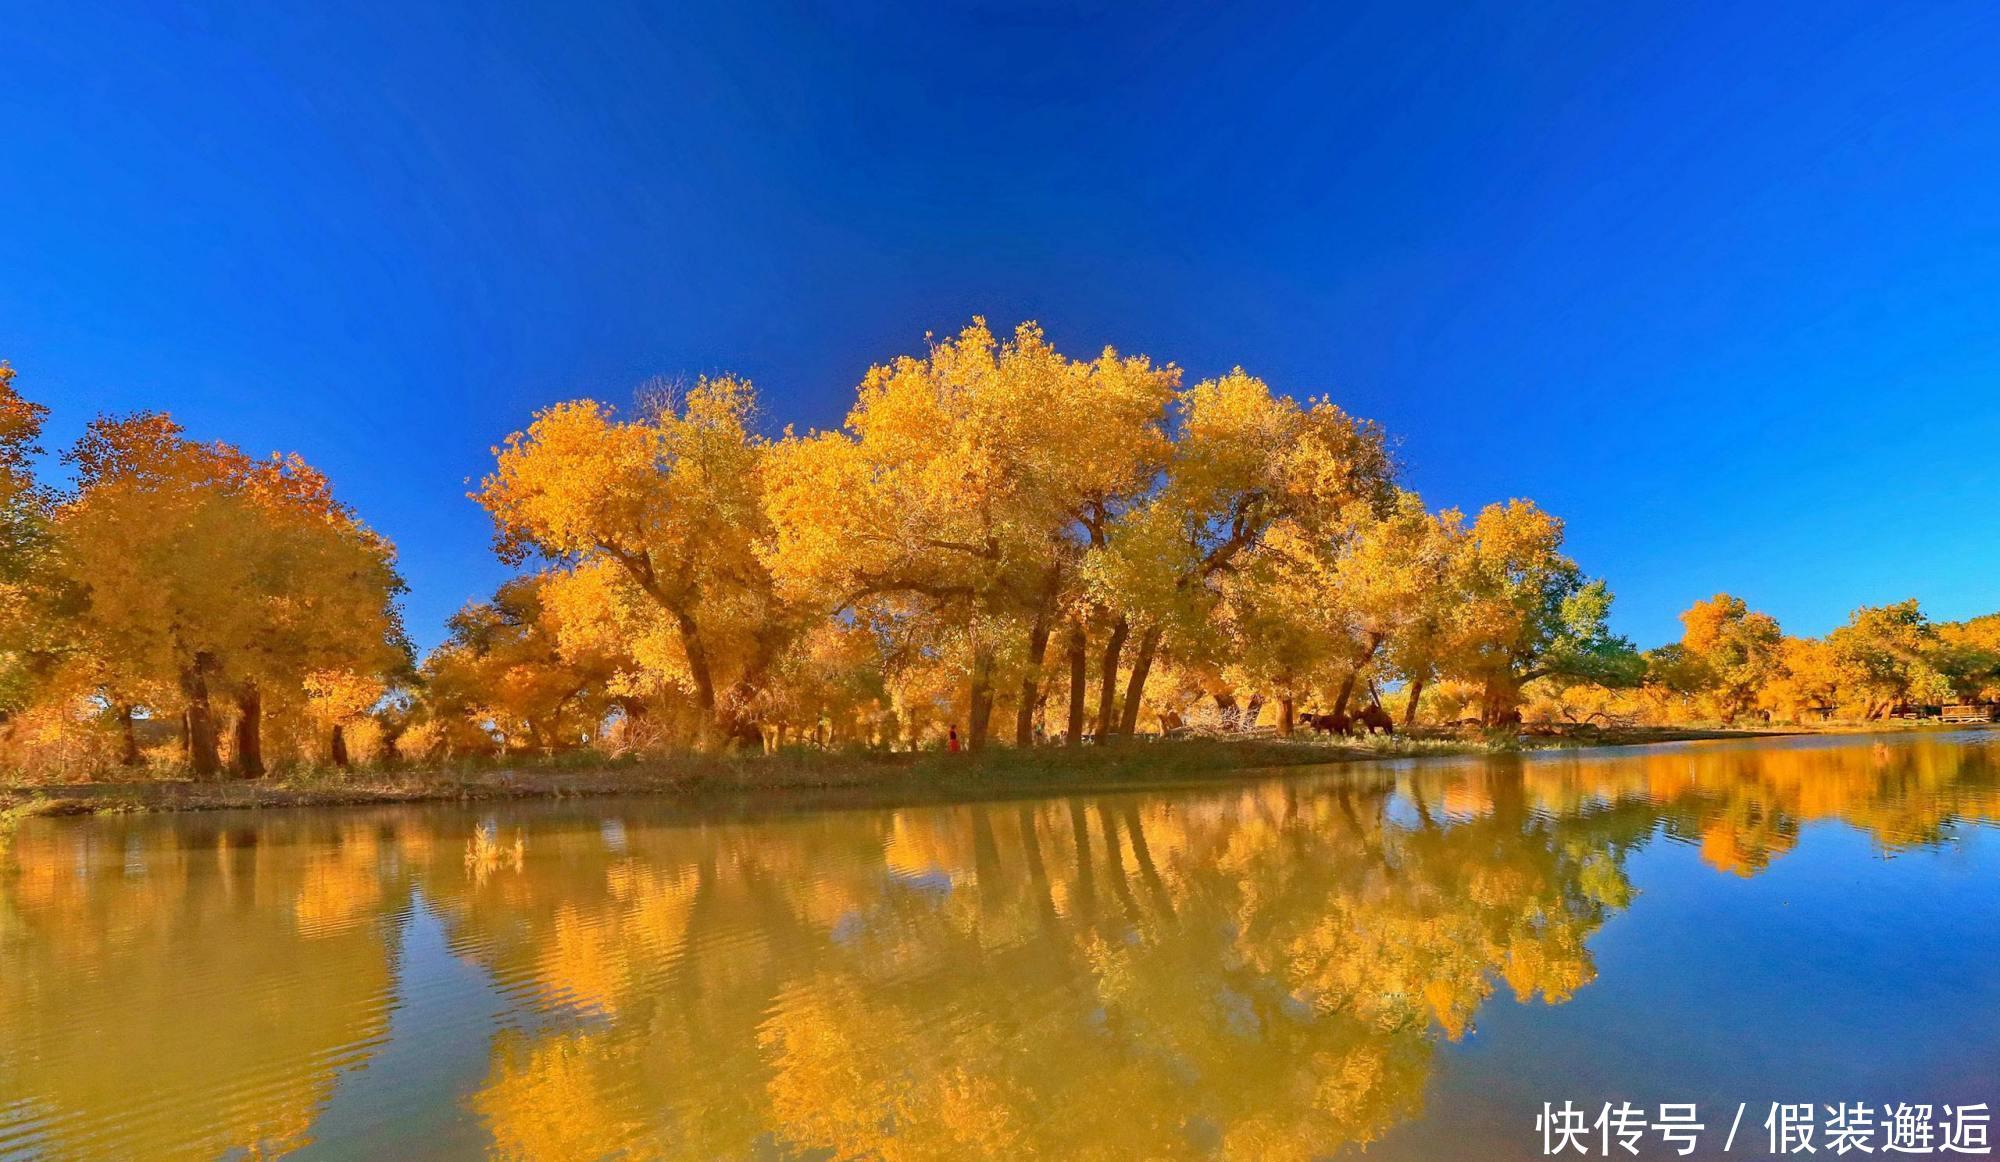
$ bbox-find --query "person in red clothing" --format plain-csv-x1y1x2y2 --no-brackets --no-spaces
947,724,961,753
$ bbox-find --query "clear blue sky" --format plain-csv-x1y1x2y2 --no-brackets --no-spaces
7,1,2000,652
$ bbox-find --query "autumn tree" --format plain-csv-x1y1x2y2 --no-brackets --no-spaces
421,574,627,755
759,618,893,748
1217,493,1454,733
1672,594,1783,722
1755,635,1842,722
1218,520,1342,735
1088,372,1395,738
1450,500,1640,724
1322,491,1464,721
764,321,1177,750
302,669,388,766
0,363,55,717
479,376,787,748
1035,332,1179,746
227,455,409,773
56,414,407,776
1825,599,1941,718
1380,507,1469,727
1933,613,2000,702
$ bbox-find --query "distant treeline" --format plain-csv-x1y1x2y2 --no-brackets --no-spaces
2,324,1993,778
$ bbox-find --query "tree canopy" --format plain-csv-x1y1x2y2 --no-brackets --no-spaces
6,323,1976,779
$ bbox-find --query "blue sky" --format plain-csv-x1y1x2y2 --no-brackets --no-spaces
6,0,2000,652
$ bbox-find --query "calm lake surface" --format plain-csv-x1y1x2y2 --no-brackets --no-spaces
4,732,1999,1160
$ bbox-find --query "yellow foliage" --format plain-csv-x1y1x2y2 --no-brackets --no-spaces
478,377,784,746
15,320,2000,782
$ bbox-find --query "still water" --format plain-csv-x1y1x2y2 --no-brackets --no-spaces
3,732,1999,1160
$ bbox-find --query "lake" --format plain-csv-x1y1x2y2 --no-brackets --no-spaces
3,732,1999,1160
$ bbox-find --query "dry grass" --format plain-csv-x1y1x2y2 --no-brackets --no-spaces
0,725,1798,818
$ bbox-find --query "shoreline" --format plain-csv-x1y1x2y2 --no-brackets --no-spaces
0,726,1812,823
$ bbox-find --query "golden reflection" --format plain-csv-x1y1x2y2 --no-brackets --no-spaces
465,821,526,885
3,735,1999,1159
0,817,408,1160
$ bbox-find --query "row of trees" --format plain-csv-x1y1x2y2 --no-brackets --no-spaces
9,322,1988,775
1536,593,2000,727
453,320,1637,755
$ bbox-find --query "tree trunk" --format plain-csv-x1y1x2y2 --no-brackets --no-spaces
1015,581,1057,747
1094,616,1128,745
1067,798,1095,919
181,654,221,779
673,608,724,745
725,627,785,743
1117,625,1162,736
971,807,1003,915
1096,802,1142,924
1065,623,1087,746
967,638,995,751
1332,633,1386,717
1278,695,1295,736
1403,672,1427,729
1331,669,1360,718
330,723,351,767
234,685,265,778
1121,802,1173,916
117,704,141,766
1018,804,1059,926
1482,674,1523,726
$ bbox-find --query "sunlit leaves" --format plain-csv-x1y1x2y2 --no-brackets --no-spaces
478,376,786,745
43,409,406,772
1450,499,1640,720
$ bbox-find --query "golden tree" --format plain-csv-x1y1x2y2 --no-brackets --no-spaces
1213,494,1463,734
1380,506,1469,727
1824,599,1940,718
0,362,55,717
1674,593,1783,722
479,376,787,748
1218,518,1344,734
55,414,406,777
1088,372,1394,737
1448,499,1639,724
765,320,1176,750
422,574,629,756
1320,491,1464,721
1933,613,2000,702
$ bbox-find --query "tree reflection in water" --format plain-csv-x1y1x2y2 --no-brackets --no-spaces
2,734,1998,1159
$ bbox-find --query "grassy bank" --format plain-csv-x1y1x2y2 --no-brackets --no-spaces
0,725,1794,821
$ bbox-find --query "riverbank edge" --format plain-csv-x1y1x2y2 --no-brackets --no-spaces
0,726,1809,823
